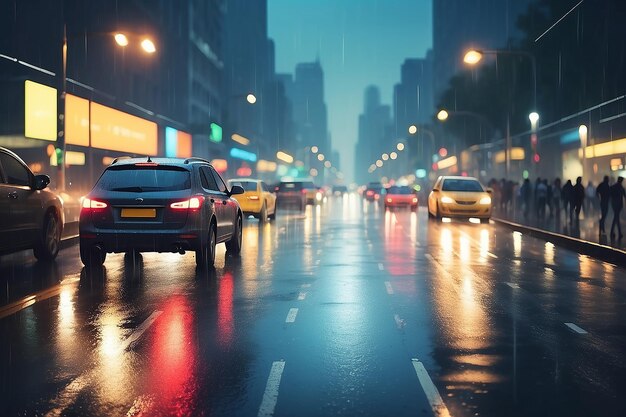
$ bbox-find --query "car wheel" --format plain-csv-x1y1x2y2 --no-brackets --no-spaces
260,203,267,222
34,212,61,261
436,203,442,221
268,204,276,220
226,215,242,255
80,241,106,267
196,223,216,268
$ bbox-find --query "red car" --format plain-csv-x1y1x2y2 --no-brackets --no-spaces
384,185,418,211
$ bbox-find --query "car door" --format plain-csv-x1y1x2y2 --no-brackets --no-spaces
198,166,225,239
206,167,234,241
262,182,275,214
0,152,38,250
211,167,238,238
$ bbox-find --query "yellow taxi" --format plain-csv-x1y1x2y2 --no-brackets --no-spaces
227,179,276,221
427,176,492,223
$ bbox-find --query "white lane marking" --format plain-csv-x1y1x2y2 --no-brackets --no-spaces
378,263,384,271
297,292,306,301
285,308,299,323
301,283,311,288
394,314,405,330
565,322,588,334
384,281,394,295
257,360,286,417
46,311,162,417
411,359,452,417
506,283,520,289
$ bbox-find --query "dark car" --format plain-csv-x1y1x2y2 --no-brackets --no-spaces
364,181,384,202
79,157,244,268
275,181,307,210
0,147,64,260
332,185,348,196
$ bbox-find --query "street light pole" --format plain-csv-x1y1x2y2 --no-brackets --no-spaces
57,24,68,191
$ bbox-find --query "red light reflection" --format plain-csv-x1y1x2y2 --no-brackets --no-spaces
218,272,235,348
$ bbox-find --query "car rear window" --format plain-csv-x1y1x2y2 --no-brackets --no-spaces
442,179,484,192
386,186,412,195
231,181,258,192
96,166,191,192
278,182,303,191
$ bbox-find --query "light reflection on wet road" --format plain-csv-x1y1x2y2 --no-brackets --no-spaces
1,193,625,416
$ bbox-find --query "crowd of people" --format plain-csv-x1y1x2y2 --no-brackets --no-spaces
488,175,626,239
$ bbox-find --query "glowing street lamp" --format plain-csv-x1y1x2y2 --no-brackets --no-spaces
311,146,319,154
246,93,257,104
528,112,539,126
463,49,483,65
317,153,325,161
397,143,405,151
141,38,156,54
437,109,449,121
114,33,129,46
408,125,417,135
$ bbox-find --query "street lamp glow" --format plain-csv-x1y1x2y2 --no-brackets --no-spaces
437,109,449,121
317,153,325,161
408,125,417,135
463,49,483,65
114,33,129,47
311,146,318,153
376,159,383,167
397,143,405,151
324,161,331,168
578,124,588,138
246,93,257,104
141,38,156,53
276,151,294,164
390,152,398,160
382,153,389,161
528,112,539,125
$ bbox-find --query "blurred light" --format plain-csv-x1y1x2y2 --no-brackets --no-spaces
310,168,318,177
276,151,294,164
51,150,85,167
277,165,289,176
437,155,457,170
437,110,449,121
479,197,492,205
114,33,129,46
211,159,228,173
65,94,90,146
230,147,257,162
494,148,525,164
257,159,277,172
432,162,438,171
236,165,252,177
210,123,223,143
469,218,481,224
376,160,383,167
25,80,56,141
463,49,483,65
295,160,304,167
382,153,389,161
91,102,157,154
578,124,588,137
442,217,452,223
408,125,417,135
311,146,319,153
438,147,448,157
141,38,156,53
390,152,397,160
415,169,427,178
324,160,331,168
533,153,541,163
246,94,257,104
102,156,115,165
441,196,454,204
522,170,529,179
231,133,250,146
413,184,421,192
397,143,405,151
317,153,325,161
528,112,540,124
46,144,55,157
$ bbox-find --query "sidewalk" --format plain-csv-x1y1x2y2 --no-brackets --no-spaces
492,205,626,265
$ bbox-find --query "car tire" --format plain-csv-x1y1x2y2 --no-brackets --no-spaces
436,203,442,221
226,215,242,255
34,211,61,261
80,241,106,267
196,223,216,268
268,204,276,220
260,203,267,222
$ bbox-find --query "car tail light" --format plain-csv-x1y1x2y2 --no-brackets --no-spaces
82,198,108,210
375,194,380,200
366,190,374,196
248,195,260,200
170,196,204,210
301,189,307,194
135,162,158,166
387,198,393,203
412,197,418,203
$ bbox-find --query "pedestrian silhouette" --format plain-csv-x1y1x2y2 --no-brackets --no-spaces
572,177,585,224
609,176,626,239
596,175,610,235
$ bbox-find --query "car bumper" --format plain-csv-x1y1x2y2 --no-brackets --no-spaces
238,200,263,214
79,228,203,253
438,204,491,218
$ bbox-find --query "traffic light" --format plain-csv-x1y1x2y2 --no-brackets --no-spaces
533,153,540,163
55,147,64,166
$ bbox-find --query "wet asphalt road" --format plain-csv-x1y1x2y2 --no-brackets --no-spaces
1,193,625,417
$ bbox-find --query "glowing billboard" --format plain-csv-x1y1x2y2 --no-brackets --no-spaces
90,102,157,155
24,80,57,141
65,94,90,146
165,127,192,158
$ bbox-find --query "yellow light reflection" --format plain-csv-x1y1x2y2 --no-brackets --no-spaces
440,228,453,262
410,211,418,244
544,242,555,265
513,231,522,257
579,254,593,279
479,229,489,260
459,236,470,263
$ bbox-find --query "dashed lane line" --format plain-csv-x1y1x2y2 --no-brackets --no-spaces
565,322,588,334
506,282,520,289
378,263,384,271
257,361,286,417
411,359,452,417
285,308,299,323
384,281,394,295
297,292,307,301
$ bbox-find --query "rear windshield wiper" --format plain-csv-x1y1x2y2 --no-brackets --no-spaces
110,186,144,192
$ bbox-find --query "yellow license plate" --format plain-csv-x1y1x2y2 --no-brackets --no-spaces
121,208,157,218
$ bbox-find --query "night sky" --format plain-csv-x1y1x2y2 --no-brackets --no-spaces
269,0,432,181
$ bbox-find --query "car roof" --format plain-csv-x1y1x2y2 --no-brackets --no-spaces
228,178,261,183
439,175,480,181
107,156,211,168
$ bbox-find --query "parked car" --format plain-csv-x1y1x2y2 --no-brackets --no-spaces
227,178,276,221
384,185,418,211
79,157,244,268
427,175,492,223
0,147,64,260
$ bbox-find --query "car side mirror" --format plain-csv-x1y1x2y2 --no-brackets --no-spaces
229,185,245,196
432,188,439,192
33,174,50,190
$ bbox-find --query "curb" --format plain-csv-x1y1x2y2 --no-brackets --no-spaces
492,217,626,266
